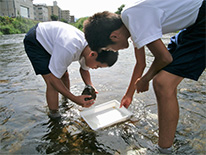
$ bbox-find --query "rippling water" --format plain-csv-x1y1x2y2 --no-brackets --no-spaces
0,34,205,154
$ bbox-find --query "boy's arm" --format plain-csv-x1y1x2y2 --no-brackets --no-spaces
121,47,146,108
79,67,98,93
46,73,94,107
136,39,173,93
79,67,93,86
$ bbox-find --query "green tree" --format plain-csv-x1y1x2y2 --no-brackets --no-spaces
60,18,68,23
115,4,125,14
51,15,58,21
71,17,88,31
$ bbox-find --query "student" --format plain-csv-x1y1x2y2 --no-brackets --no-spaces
23,21,118,119
83,0,205,153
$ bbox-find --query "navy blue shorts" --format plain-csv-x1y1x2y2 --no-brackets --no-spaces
163,0,206,81
23,24,51,75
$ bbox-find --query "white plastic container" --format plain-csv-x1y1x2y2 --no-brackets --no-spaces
80,100,133,130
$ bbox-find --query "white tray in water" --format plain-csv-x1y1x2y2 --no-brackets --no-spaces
80,100,132,130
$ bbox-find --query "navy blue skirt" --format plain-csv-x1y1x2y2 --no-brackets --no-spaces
23,24,51,75
163,0,206,81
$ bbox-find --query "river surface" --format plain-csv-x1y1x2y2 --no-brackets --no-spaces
0,34,205,154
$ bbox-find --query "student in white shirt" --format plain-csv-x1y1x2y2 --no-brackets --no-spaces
24,21,118,118
83,0,205,153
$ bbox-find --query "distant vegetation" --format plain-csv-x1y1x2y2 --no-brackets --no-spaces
0,16,39,35
0,4,125,35
115,4,125,14
70,17,88,31
0,16,88,35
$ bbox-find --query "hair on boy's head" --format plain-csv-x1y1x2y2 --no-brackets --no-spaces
96,50,119,67
83,11,123,52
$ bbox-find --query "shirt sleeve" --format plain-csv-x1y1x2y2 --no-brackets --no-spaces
49,43,74,78
121,3,164,49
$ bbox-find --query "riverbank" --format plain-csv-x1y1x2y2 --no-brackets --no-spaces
0,16,39,35
0,16,87,35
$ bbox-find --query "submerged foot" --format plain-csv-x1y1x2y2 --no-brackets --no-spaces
157,145,173,154
48,109,61,119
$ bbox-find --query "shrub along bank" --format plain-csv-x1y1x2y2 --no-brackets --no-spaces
0,16,88,35
0,16,39,35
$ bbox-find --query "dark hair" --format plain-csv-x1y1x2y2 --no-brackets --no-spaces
83,11,123,52
96,50,119,67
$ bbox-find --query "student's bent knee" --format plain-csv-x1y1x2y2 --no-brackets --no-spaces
153,74,172,96
153,75,164,91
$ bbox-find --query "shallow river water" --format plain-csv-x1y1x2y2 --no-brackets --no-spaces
0,34,205,154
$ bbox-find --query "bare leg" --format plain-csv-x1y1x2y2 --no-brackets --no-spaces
61,71,70,102
61,71,70,90
153,70,183,148
42,73,59,110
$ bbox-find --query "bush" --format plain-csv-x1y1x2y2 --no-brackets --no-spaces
0,25,11,34
0,15,88,35
0,25,20,34
71,17,88,31
0,16,14,25
0,16,39,35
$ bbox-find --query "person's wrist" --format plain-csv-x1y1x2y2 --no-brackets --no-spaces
141,76,150,83
125,88,135,98
67,92,76,103
124,93,133,100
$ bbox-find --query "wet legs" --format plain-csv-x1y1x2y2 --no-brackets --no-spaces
153,70,183,148
42,72,70,110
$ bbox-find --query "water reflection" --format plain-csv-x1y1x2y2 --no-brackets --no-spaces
36,103,110,154
0,34,205,154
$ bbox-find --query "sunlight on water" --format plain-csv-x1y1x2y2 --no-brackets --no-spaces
0,34,205,154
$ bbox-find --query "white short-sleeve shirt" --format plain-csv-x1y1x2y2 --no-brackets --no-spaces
36,21,89,78
121,0,203,49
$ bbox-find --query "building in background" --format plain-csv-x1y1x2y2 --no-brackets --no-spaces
0,0,34,19
47,1,75,23
33,4,48,21
70,15,75,23
61,10,70,22
0,0,75,23
47,1,61,21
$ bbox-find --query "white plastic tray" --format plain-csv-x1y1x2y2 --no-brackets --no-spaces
80,100,132,130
